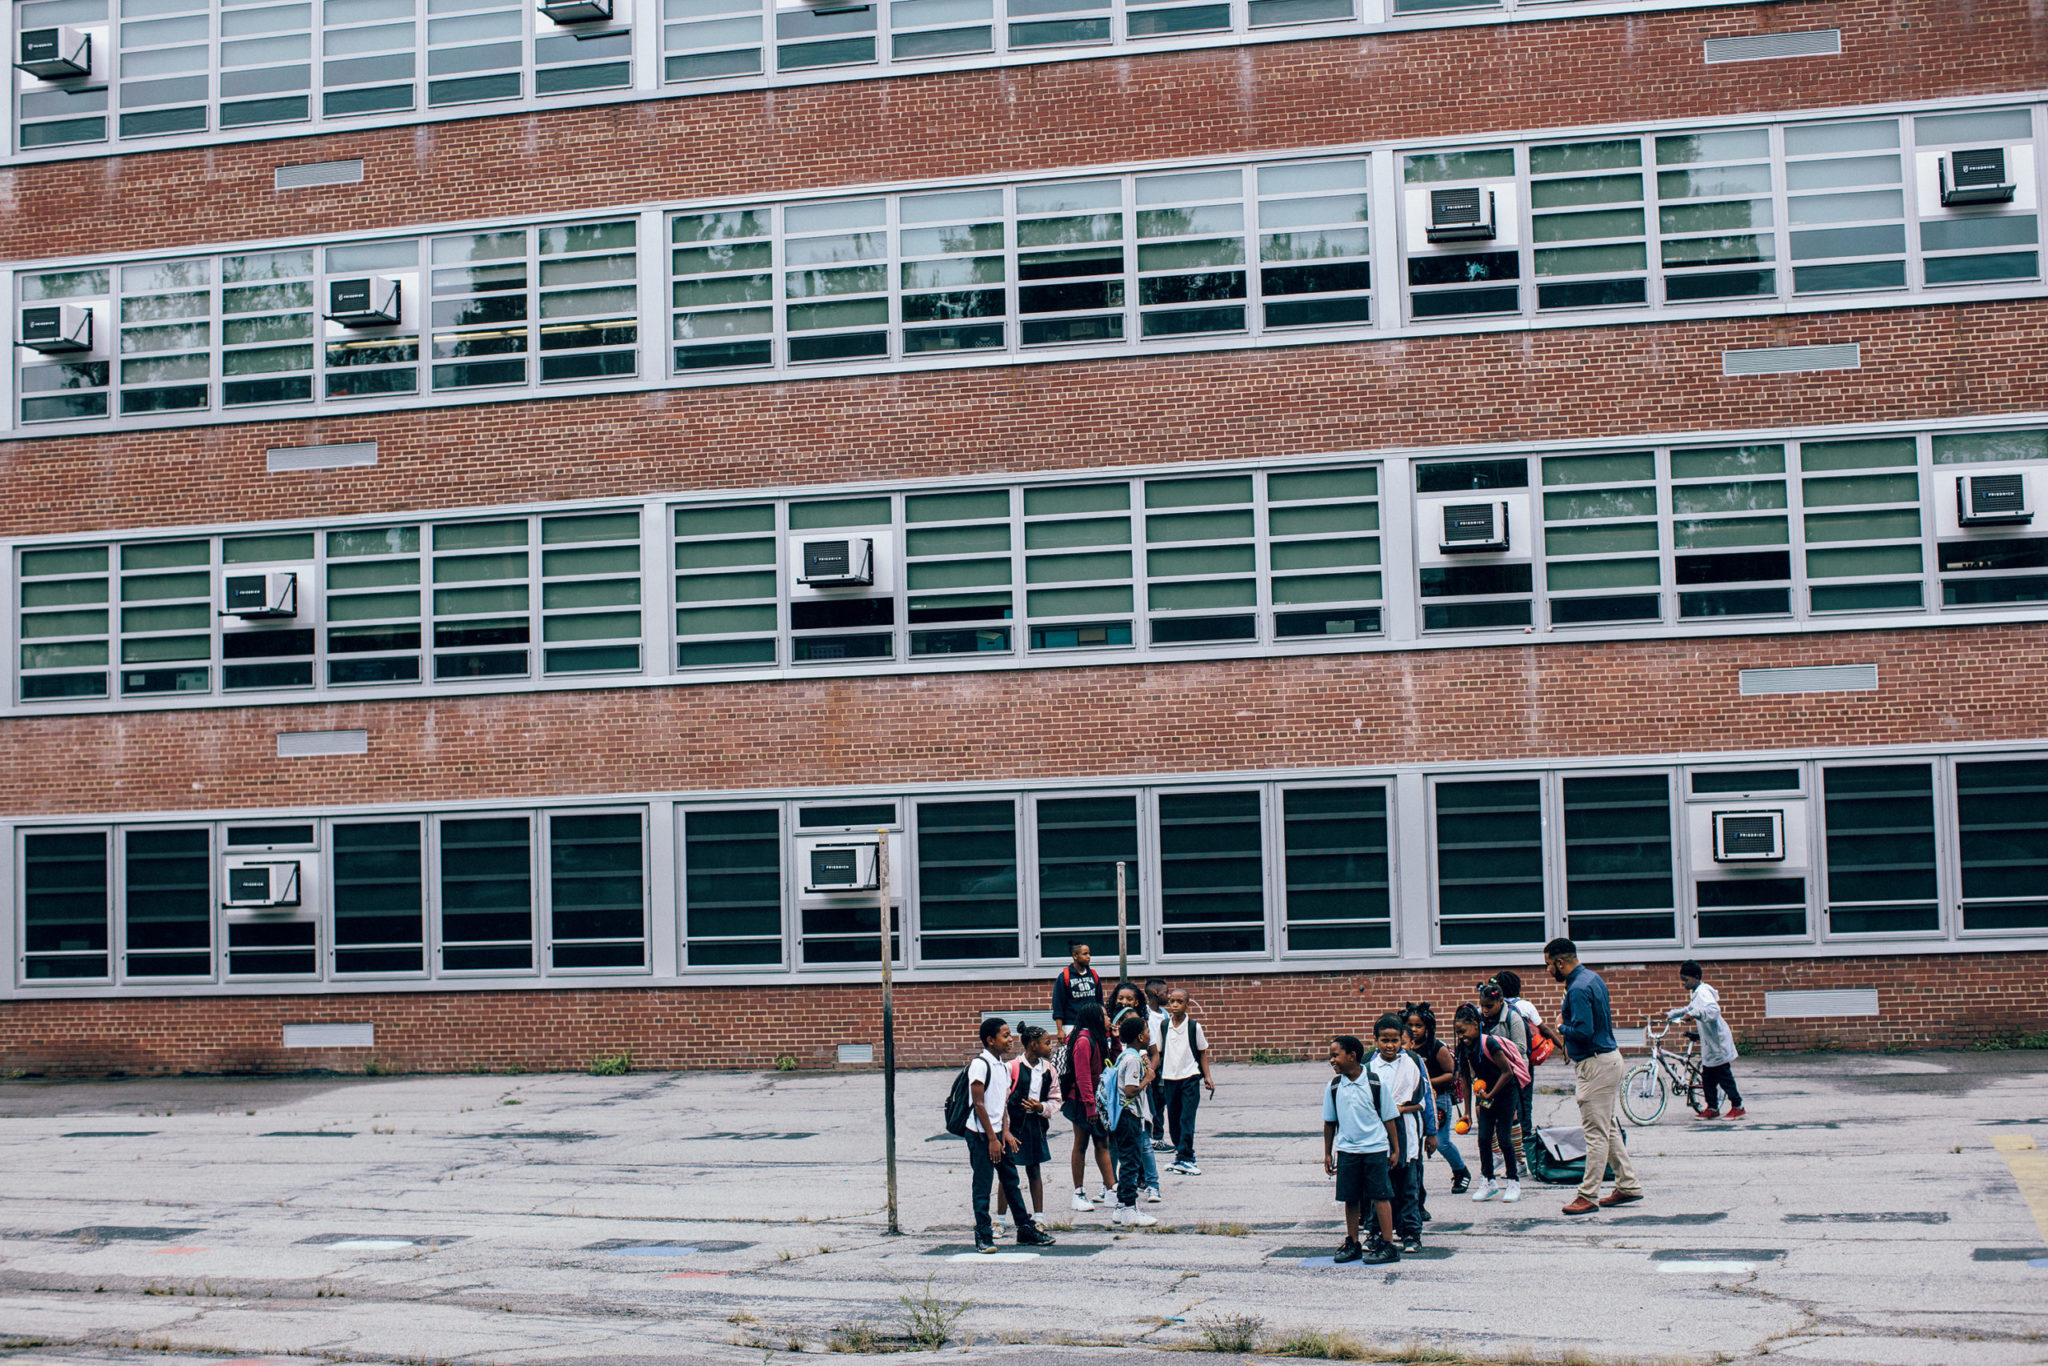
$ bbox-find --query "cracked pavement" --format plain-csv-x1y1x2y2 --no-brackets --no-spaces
0,1049,2044,1364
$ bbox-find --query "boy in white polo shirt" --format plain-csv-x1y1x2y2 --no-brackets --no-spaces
966,1017,1057,1254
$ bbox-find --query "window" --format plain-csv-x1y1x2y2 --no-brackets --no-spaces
439,815,535,971
1404,147,1520,319
22,831,109,980
898,189,1007,356
1157,789,1263,955
1024,482,1134,651
1531,137,1649,311
1655,128,1777,302
1786,119,1906,296
684,808,783,966
905,489,1013,657
547,811,646,969
540,511,643,674
1916,109,2040,287
1144,474,1256,645
327,525,423,685
789,495,894,662
1542,451,1661,626
1695,876,1806,940
1434,779,1544,947
1417,457,1532,631
1672,444,1791,620
675,503,780,668
1956,759,2048,933
1135,169,1249,339
1256,160,1371,329
1561,774,1674,942
19,544,111,701
1034,793,1139,960
1799,437,1923,614
1822,764,1938,935
1935,429,2048,608
915,799,1019,960
1281,786,1390,952
783,199,889,365
332,821,425,973
124,827,213,978
1267,466,1381,639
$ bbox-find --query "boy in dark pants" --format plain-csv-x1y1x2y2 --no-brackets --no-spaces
966,1017,1058,1253
1368,1013,1428,1252
1110,1014,1159,1228
1322,1034,1401,1265
1668,960,1745,1119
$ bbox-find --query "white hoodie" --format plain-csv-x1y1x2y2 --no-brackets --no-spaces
1667,981,1738,1067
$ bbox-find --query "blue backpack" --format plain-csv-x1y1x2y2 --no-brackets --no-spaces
1095,1054,1126,1132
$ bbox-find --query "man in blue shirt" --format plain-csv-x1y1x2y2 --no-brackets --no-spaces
1544,937,1645,1215
1321,1034,1402,1264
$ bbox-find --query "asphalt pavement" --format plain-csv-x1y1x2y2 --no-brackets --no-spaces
0,1049,2044,1365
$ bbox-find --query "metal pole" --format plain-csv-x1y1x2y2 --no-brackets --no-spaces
879,828,900,1237
1116,860,1128,987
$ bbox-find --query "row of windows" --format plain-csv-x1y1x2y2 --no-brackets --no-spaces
10,0,1744,159
12,421,2048,707
17,753,2048,988
12,101,2043,431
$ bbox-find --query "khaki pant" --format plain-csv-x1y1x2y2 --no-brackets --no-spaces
1572,1050,1643,1201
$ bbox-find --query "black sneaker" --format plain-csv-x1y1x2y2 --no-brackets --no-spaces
1451,1172,1471,1195
1363,1243,1400,1265
1400,1235,1423,1254
1332,1240,1362,1264
974,1236,997,1254
1016,1226,1058,1247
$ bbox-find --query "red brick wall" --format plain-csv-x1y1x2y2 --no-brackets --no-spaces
4,949,2041,1075
6,301,2048,536
3,0,2041,259
0,622,2041,817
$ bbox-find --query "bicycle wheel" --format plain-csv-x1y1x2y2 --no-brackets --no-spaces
1619,1061,1667,1125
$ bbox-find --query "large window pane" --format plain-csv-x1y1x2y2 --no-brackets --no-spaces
332,820,424,973
1035,794,1140,960
684,808,783,965
916,800,1019,960
124,828,212,977
1561,774,1674,941
549,812,645,968
1957,760,2048,932
23,832,110,980
1282,786,1388,952
1434,779,1544,946
440,816,534,971
1822,764,1938,935
1158,790,1264,955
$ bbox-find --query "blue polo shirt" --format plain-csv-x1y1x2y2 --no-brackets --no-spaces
1559,964,1618,1062
1322,1069,1399,1154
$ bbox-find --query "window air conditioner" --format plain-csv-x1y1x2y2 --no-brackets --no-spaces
1439,501,1510,554
1712,810,1785,863
221,571,299,619
325,277,401,327
1958,472,2031,526
1426,186,1497,242
17,27,92,79
1938,148,2016,207
224,860,302,909
19,305,92,353
538,0,612,20
804,840,880,894
797,536,875,587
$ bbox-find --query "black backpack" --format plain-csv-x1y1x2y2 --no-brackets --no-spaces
943,1058,984,1138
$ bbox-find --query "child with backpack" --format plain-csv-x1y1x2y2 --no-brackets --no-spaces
1058,1002,1116,1211
1369,1013,1430,1253
995,1024,1057,1233
1404,1002,1469,1196
1454,1002,1527,1204
1106,1013,1158,1227
1322,1033,1400,1265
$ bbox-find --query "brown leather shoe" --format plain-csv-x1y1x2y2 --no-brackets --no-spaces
1560,1197,1599,1215
1598,1190,1645,1207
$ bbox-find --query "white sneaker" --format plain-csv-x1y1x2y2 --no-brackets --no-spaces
1096,1187,1114,1206
1144,1186,1161,1204
1070,1189,1094,1212
1114,1206,1158,1227
1471,1179,1501,1202
1502,1180,1522,1204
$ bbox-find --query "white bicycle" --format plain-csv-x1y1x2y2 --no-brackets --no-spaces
1618,1015,1703,1126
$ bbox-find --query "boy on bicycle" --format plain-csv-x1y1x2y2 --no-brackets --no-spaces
1666,960,1745,1120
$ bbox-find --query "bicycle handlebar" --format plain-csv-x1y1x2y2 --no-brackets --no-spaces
1642,1014,1670,1041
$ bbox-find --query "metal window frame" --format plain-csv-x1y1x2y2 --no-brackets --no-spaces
433,809,542,977
675,800,790,972
1024,785,1152,968
540,804,652,974
1814,755,1949,944
14,824,112,986
908,793,1026,969
1274,777,1399,960
1151,782,1274,962
1553,767,1681,950
327,813,431,979
1425,770,1551,953
1950,754,2048,940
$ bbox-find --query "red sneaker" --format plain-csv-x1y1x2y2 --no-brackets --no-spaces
1725,1106,1747,1120
1697,1108,1720,1120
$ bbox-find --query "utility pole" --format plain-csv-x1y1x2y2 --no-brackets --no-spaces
879,828,900,1236
1116,860,1128,986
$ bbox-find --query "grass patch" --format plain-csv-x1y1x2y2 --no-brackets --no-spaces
898,1274,972,1351
828,1318,887,1353
775,1054,800,1072
587,1049,632,1077
1193,1219,1251,1237
1196,1313,1265,1352
1267,1327,1369,1359
1972,1031,2048,1051
1248,1046,1308,1065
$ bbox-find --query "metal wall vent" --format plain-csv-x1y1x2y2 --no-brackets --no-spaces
277,729,369,757
274,159,364,190
1763,989,1878,1019
1722,343,1860,376
267,441,377,473
837,1044,874,1064
1738,665,1878,695
283,1022,375,1047
1703,29,1841,64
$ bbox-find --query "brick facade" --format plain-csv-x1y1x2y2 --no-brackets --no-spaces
3,950,2040,1076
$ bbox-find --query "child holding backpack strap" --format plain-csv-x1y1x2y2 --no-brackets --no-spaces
1454,1002,1527,1204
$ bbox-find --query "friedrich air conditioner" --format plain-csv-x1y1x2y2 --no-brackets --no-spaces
796,536,875,587
1439,501,1510,554
221,571,299,619
224,860,302,909
325,277,402,327
17,27,92,79
1938,148,2016,207
803,840,880,894
1426,187,1497,242
1957,472,2031,526
19,305,92,353
1712,810,1785,863
539,0,612,20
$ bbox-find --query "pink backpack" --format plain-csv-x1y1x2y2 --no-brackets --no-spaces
1478,1032,1531,1090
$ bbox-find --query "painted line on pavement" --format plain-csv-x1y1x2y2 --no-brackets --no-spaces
1992,1133,2048,1250
923,1243,1104,1257
62,1131,159,1138
154,1247,210,1255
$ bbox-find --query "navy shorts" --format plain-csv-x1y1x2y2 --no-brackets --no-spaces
1334,1149,1395,1207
